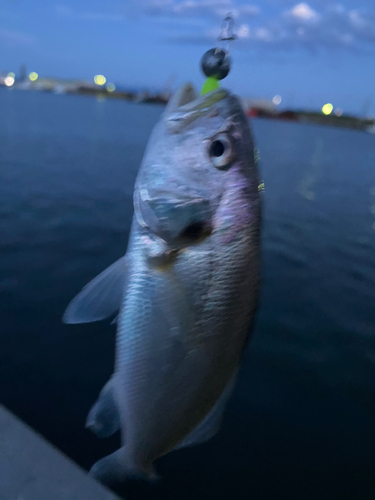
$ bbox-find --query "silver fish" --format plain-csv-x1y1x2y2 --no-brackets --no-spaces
63,83,262,486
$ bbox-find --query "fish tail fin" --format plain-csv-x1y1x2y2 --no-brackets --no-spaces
89,447,159,486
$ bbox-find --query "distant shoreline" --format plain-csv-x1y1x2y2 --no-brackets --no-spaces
2,84,374,133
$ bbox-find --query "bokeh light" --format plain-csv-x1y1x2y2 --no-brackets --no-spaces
272,95,282,106
29,72,39,82
322,103,333,115
106,83,116,92
4,76,15,87
94,75,106,86
7,72,15,78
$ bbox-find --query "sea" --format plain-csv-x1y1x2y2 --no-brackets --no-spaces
1,88,374,500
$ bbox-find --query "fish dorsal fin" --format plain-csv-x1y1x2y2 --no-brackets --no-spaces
63,256,128,324
173,369,238,451
164,83,197,116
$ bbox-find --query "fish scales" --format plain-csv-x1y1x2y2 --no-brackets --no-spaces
63,84,262,486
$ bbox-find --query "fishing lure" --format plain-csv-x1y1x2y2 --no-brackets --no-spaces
200,14,237,95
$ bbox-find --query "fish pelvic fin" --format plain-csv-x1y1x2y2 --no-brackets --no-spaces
86,375,120,439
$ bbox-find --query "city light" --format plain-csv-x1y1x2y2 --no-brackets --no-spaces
7,72,15,78
4,76,15,87
322,103,333,115
334,108,343,117
106,83,116,92
272,95,282,106
94,75,106,86
29,72,39,82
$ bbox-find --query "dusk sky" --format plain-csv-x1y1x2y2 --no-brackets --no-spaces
1,0,375,114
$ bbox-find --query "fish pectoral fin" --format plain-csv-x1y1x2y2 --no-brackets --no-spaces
63,256,128,324
86,375,120,438
173,370,238,451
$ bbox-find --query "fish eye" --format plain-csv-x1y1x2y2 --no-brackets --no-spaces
208,133,233,169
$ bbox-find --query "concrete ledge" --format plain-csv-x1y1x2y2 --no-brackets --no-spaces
0,405,120,500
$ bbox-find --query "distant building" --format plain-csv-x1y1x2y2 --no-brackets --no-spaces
242,98,276,113
241,98,277,118
19,65,27,82
23,77,95,93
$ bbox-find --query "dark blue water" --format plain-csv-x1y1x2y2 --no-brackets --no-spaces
1,88,375,500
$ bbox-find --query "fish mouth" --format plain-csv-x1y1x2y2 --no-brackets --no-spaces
135,186,213,245
164,83,229,133
178,220,212,244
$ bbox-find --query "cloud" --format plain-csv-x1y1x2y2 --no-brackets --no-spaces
55,5,125,22
137,0,259,20
237,24,250,39
54,1,259,26
0,29,35,46
165,2,375,53
286,3,320,22
53,1,375,54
